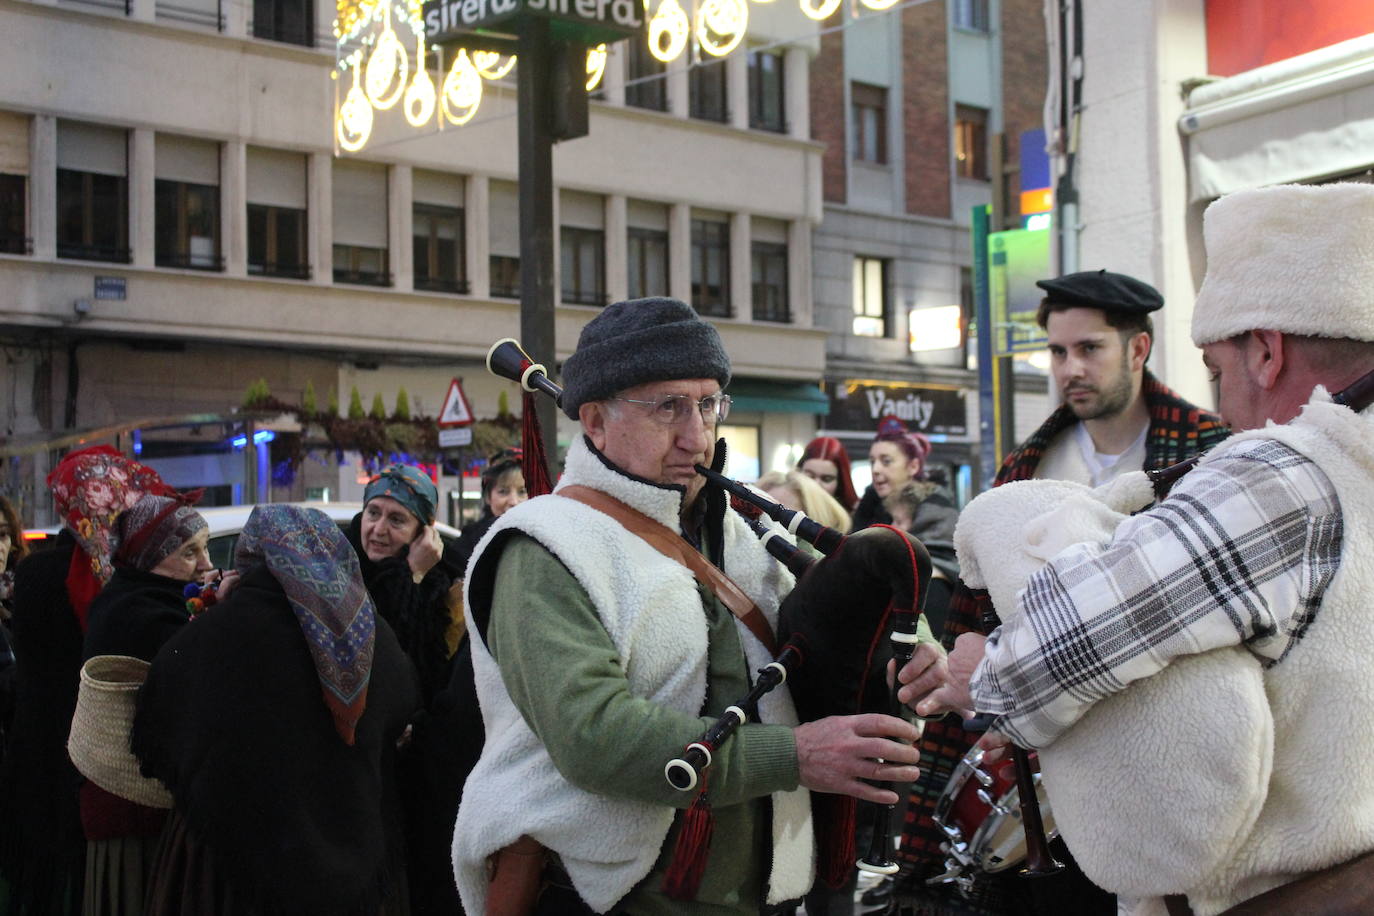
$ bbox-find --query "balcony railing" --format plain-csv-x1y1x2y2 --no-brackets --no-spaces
414,275,470,294
249,261,311,280
58,242,132,264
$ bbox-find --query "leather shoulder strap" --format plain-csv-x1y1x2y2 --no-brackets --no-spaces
558,485,778,654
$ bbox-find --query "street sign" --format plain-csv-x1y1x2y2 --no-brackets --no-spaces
439,427,474,447
437,378,475,427
423,0,642,46
988,227,1051,356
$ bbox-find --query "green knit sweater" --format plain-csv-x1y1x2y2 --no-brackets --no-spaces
488,533,799,915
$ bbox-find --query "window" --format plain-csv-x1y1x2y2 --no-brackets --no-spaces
689,61,728,123
851,83,888,164
625,40,667,112
333,160,389,286
247,204,308,278
56,122,129,263
627,227,668,300
57,170,129,263
748,50,785,133
691,218,730,317
0,113,30,255
955,105,989,180
253,0,312,45
156,180,221,269
0,174,26,254
490,255,520,299
333,244,389,285
751,242,788,322
853,256,888,337
413,204,466,293
560,226,605,305
952,0,989,32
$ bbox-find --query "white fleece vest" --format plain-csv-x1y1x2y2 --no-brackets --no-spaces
1181,394,1374,915
452,437,815,914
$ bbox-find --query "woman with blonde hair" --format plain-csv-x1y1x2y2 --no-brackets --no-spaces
754,469,851,538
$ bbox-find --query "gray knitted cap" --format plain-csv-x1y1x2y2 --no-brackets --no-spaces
560,297,731,419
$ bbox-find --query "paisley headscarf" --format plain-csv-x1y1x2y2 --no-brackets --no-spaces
234,505,376,745
46,445,180,627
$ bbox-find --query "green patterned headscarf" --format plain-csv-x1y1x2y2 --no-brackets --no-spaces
363,465,437,525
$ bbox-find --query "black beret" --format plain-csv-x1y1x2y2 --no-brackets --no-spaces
1035,269,1164,315
560,297,731,420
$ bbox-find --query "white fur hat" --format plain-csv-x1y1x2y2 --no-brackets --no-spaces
1192,182,1374,346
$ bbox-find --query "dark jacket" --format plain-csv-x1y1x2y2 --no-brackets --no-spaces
0,532,87,912
132,563,422,916
84,566,191,663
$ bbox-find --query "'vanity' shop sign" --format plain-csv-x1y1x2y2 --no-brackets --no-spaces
828,382,969,438
424,0,642,41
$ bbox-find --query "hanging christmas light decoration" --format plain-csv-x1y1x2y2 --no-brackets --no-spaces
585,44,608,90
472,50,518,80
648,0,691,63
799,0,841,20
337,58,375,152
364,2,410,110
441,49,484,126
696,0,748,56
404,37,437,127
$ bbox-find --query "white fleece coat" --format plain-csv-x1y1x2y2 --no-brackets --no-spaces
954,392,1374,914
452,437,815,913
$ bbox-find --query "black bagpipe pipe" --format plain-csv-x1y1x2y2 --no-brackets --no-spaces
486,338,934,879
677,464,933,878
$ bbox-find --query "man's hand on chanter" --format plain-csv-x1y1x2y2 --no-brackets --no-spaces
794,713,922,805
893,642,952,717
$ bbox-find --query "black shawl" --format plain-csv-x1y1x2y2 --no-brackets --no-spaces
0,533,87,912
131,563,421,916
345,513,455,703
84,566,190,663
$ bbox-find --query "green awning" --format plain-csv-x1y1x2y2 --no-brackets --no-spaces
726,379,829,415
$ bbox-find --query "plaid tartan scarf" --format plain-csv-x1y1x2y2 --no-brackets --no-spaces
898,370,1229,883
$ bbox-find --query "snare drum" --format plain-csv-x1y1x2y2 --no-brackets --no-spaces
929,745,1058,879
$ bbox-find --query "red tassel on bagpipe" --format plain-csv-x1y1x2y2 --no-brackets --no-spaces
662,772,716,900
520,391,555,498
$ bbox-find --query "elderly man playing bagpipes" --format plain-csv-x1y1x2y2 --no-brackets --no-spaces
900,182,1374,915
454,298,956,915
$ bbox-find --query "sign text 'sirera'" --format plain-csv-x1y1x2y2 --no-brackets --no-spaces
425,0,641,37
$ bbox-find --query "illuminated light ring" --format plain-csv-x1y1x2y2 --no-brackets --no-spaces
472,50,517,80
337,66,374,152
441,49,483,126
799,0,840,20
647,0,689,63
404,39,437,127
696,0,747,57
857,0,899,9
364,3,409,110
585,44,607,91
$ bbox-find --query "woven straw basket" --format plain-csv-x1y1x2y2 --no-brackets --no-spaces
67,654,174,809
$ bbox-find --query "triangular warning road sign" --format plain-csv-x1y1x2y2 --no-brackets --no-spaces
437,378,474,428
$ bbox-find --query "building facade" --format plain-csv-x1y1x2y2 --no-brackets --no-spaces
0,0,833,522
806,0,1052,501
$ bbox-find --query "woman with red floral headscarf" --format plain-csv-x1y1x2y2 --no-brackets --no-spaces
0,447,178,915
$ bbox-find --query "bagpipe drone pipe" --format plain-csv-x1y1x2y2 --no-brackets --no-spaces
486,337,934,887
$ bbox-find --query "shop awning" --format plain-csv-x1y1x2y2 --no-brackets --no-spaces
726,379,829,415
1181,34,1374,201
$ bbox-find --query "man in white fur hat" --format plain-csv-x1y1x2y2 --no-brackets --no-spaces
917,182,1374,914
453,297,924,916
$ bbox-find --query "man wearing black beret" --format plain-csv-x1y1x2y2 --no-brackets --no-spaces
894,269,1230,915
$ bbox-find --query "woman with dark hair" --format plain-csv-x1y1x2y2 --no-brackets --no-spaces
0,446,178,915
132,505,420,916
451,449,527,577
797,436,859,512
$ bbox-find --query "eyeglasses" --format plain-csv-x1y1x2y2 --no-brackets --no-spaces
610,392,732,427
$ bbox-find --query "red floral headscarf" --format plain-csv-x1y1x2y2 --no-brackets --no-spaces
47,445,180,628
